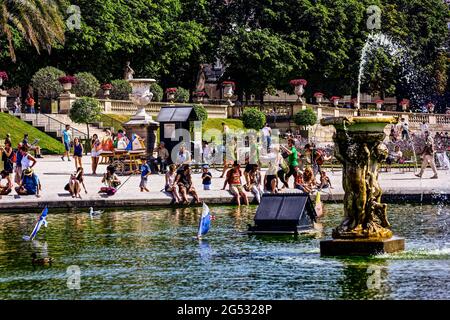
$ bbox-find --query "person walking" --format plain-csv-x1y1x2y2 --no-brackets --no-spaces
262,123,272,152
400,118,410,140
61,125,72,161
416,131,438,179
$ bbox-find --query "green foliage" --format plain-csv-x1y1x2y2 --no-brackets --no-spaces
73,72,100,97
193,104,208,122
0,112,64,154
110,79,132,100
242,108,266,130
32,66,65,99
151,83,164,102
175,87,189,103
294,108,318,127
69,97,102,125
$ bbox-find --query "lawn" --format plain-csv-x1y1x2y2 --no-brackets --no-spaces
0,112,64,154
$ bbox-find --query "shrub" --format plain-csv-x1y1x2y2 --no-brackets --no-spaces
294,108,317,128
193,104,208,123
110,79,132,100
175,87,189,103
32,66,65,99
69,97,103,138
242,107,266,130
151,83,163,102
73,72,100,97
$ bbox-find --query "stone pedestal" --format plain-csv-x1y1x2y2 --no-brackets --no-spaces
59,93,76,114
320,237,405,256
0,90,8,112
123,116,159,156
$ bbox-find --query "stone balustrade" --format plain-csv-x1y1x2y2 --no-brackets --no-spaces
96,99,228,118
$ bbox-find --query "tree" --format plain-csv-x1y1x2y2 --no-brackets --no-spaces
0,0,66,62
175,87,189,103
193,104,208,123
294,108,318,129
242,108,266,130
110,80,131,100
150,83,163,102
32,66,65,99
69,97,102,139
73,72,100,97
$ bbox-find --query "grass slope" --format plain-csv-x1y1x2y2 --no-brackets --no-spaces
0,112,64,154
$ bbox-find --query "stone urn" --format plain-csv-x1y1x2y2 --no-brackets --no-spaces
223,82,235,106
0,78,3,87
375,100,384,110
330,96,341,107
294,85,305,103
314,92,324,105
320,116,405,256
62,82,72,93
123,79,159,157
103,89,110,97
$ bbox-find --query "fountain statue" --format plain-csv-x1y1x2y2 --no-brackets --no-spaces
320,116,405,256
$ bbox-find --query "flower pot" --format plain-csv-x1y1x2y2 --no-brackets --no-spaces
223,84,234,105
294,85,305,104
103,89,110,97
167,93,175,101
376,103,382,110
333,100,340,107
62,82,72,93
316,96,322,104
0,78,3,87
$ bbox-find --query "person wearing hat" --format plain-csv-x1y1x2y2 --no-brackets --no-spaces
15,168,41,196
201,164,212,190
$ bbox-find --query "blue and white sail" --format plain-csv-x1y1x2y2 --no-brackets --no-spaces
23,207,48,241
197,203,211,238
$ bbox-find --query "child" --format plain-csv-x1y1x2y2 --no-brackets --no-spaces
0,170,12,196
140,157,151,192
73,137,83,170
201,164,212,190
65,167,87,198
293,166,307,192
318,170,332,190
100,165,121,195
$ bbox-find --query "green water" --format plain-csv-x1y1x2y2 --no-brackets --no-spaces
1,204,450,300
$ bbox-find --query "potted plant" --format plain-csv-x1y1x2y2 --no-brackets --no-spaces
166,87,177,102
290,79,307,103
330,96,341,107
375,99,384,110
222,81,235,105
0,71,8,87
194,91,206,103
400,99,409,112
101,83,113,97
58,75,78,93
314,92,324,105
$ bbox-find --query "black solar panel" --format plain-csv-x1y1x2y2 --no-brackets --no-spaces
156,106,193,122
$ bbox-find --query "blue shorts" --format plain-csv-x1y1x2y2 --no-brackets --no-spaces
64,141,70,151
203,184,211,190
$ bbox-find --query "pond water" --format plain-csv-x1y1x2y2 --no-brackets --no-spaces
0,204,450,300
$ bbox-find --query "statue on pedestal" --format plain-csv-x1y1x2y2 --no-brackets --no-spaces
124,61,135,80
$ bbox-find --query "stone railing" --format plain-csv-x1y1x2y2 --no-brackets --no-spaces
97,99,228,118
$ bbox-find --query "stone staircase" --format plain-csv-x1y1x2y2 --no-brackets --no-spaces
14,113,107,140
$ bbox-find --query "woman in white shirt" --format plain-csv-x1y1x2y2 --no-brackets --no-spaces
264,147,282,193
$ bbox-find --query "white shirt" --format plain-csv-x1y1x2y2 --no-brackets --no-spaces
262,126,271,137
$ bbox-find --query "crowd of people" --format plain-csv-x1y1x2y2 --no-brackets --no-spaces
2,118,448,203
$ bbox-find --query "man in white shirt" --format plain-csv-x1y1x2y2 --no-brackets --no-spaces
420,121,429,136
262,123,272,152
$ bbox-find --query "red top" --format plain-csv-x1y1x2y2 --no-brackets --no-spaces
227,169,242,185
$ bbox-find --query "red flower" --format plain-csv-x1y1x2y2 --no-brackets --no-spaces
0,71,8,81
222,81,235,88
58,75,78,84
400,99,409,105
194,91,206,97
101,83,113,90
375,99,384,104
330,96,341,101
290,79,307,86
166,87,177,94
313,92,324,97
